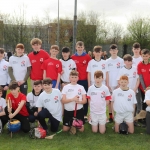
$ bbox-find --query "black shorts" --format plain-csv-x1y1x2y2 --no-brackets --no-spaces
63,108,85,126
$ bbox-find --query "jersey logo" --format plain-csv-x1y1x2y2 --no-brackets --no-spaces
117,62,120,68
141,69,146,72
78,89,81,95
101,91,105,98
54,96,58,103
48,62,53,65
3,65,7,71
74,60,79,63
118,93,124,96
91,92,97,95
56,64,59,68
21,61,25,66
83,60,86,64
32,60,36,63
40,58,44,63
68,89,74,92
92,64,98,68
102,64,105,69
133,72,136,78
69,64,72,70
108,63,113,67
12,61,18,64
128,94,132,101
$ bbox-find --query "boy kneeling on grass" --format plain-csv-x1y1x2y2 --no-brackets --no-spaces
111,75,137,134
87,71,111,134
62,70,86,133
36,78,62,135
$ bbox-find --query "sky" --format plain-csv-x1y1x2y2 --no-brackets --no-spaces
0,0,150,26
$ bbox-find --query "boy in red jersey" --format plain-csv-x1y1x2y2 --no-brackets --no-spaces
71,41,91,119
137,49,150,125
42,45,62,89
5,81,30,133
28,38,49,88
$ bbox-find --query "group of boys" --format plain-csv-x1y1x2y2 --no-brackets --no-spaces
0,38,150,135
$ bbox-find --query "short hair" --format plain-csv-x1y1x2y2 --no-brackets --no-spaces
76,41,84,47
42,78,52,85
33,80,42,86
70,70,79,76
119,75,128,81
133,42,141,49
0,86,3,93
30,38,42,45
51,45,59,51
94,70,103,78
123,54,132,61
16,43,24,49
9,81,19,90
141,49,150,55
110,44,117,49
93,46,102,52
62,47,70,53
0,48,5,54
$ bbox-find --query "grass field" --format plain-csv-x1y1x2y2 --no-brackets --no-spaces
0,80,150,150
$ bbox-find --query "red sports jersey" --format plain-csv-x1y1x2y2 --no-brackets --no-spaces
7,93,29,116
41,58,62,80
137,62,150,91
28,49,49,80
71,54,91,80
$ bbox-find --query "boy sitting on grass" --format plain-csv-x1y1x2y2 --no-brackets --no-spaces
87,71,111,134
112,75,137,134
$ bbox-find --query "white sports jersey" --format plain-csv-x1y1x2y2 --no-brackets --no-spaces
87,59,108,85
0,98,6,112
144,90,150,112
60,58,76,82
117,66,139,91
112,88,137,113
62,84,86,111
27,92,40,108
36,89,62,121
0,59,10,85
132,56,142,68
9,55,31,81
87,84,111,114
106,56,124,87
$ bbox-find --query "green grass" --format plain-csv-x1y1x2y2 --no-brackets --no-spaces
1,79,150,150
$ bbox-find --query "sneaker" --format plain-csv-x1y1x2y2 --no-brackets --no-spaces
134,121,141,127
69,126,76,135
109,118,113,123
30,122,36,129
0,119,2,133
89,120,92,125
112,126,115,130
46,129,50,136
84,116,88,122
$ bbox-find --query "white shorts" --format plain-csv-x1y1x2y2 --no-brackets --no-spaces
115,112,133,124
90,112,107,126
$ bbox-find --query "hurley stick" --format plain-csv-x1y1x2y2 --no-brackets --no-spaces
45,129,63,139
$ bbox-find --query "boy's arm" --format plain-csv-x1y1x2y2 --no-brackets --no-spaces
0,107,6,116
75,94,87,104
24,66,31,82
43,70,46,79
9,100,25,118
87,72,91,87
55,73,61,89
106,72,111,91
26,102,34,115
8,67,16,81
139,75,146,91
38,107,42,112
62,94,77,104
146,100,150,106
133,78,140,93
111,101,114,118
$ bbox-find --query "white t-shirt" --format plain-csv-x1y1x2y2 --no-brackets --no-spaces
132,56,142,68
87,84,111,114
87,59,108,85
9,55,31,81
112,88,137,113
144,90,150,111
62,84,86,111
27,92,40,108
0,97,6,112
0,59,10,85
117,66,139,91
106,57,124,87
36,89,62,121
60,58,76,82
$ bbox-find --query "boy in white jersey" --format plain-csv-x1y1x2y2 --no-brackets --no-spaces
26,80,43,124
36,78,62,135
117,54,139,93
0,48,10,99
87,71,111,134
62,70,86,132
106,44,124,122
8,43,31,95
60,47,76,89
112,75,137,133
87,45,109,87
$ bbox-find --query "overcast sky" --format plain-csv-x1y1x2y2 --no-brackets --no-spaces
0,0,150,26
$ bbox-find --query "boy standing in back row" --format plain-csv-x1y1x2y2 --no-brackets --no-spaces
71,41,91,119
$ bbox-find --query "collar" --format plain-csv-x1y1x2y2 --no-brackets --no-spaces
94,84,102,88
124,66,132,70
94,58,101,62
74,52,86,56
142,61,150,64
62,57,71,61
14,53,24,57
32,89,43,96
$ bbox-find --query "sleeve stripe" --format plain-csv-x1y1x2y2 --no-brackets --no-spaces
105,96,111,100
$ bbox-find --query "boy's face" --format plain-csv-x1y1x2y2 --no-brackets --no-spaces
0,91,2,97
10,87,19,96
93,51,102,58
109,49,118,56
32,44,41,51
119,79,128,88
43,84,52,91
62,52,70,59
76,45,84,53
16,48,24,56
132,48,140,55
124,60,132,67
33,84,42,93
69,75,78,84
0,53,4,60
50,49,59,57
141,54,150,62
94,76,103,84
